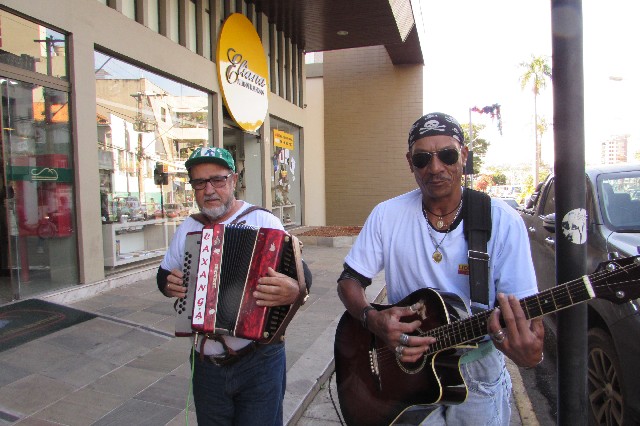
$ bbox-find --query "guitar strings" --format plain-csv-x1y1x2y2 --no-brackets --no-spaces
372,259,640,360
422,260,640,354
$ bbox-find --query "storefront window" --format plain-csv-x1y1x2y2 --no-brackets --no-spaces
95,51,209,269
222,122,262,207
0,11,74,302
270,117,301,226
1,81,77,301
0,10,68,81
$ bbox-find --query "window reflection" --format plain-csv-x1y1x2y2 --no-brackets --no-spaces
94,51,209,224
0,10,68,80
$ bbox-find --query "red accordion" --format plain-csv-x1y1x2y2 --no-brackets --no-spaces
175,224,305,344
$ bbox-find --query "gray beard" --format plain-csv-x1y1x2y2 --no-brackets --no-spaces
201,198,234,221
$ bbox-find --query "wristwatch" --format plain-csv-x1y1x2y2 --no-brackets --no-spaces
361,305,376,329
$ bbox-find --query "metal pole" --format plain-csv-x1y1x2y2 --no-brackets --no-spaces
551,1,588,424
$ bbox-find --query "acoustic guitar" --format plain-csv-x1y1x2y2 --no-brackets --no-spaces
334,256,640,426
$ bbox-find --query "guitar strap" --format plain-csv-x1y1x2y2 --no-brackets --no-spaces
463,189,492,307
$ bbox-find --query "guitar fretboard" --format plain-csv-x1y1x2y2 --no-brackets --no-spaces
426,276,593,354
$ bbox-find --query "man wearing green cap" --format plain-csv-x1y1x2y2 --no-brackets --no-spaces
157,146,309,425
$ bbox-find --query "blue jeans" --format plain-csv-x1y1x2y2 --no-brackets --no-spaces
420,350,512,425
191,343,286,426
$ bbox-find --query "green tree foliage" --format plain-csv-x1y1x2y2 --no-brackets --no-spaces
475,174,494,192
461,123,489,174
491,171,507,186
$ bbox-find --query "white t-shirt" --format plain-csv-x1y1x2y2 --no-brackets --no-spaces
161,202,285,355
345,188,538,310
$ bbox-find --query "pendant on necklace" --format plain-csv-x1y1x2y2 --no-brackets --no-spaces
432,250,443,263
436,218,444,229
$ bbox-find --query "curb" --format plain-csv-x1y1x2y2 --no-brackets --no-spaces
284,282,387,425
296,235,358,248
506,359,541,425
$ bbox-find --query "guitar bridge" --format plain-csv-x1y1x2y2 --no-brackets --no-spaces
369,347,382,390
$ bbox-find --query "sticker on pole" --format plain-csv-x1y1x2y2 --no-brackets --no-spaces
561,208,587,244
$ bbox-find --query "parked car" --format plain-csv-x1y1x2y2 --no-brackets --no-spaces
155,202,190,218
183,201,198,216
520,163,640,425
498,197,520,210
113,196,146,221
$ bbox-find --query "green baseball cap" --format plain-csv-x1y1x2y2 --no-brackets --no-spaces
185,146,235,172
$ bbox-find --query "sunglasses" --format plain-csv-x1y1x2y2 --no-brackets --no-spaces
411,148,460,168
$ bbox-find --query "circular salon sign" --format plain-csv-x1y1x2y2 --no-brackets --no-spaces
217,13,269,132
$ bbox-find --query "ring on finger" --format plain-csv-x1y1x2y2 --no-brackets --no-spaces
400,333,410,346
395,345,405,355
491,329,506,344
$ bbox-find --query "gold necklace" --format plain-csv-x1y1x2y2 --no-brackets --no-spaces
426,224,449,263
423,201,463,263
424,198,462,229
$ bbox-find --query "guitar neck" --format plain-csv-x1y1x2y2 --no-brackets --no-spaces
426,276,594,354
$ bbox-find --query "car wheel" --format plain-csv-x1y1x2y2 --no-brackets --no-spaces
588,328,624,426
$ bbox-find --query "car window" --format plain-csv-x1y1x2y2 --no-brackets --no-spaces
541,180,555,216
598,172,640,229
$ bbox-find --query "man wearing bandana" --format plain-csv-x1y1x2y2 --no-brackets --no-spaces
337,112,544,424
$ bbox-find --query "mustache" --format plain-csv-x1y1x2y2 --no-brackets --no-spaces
426,174,452,183
203,195,221,202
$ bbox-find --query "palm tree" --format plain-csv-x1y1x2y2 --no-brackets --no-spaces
536,115,552,166
520,55,552,187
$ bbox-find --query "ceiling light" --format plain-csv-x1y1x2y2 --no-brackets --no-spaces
337,30,348,36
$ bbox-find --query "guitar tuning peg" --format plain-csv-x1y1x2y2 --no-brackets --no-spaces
607,252,621,260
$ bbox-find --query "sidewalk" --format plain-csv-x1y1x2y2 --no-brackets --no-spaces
0,241,537,425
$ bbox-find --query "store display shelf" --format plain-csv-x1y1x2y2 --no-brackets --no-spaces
115,249,166,265
103,218,175,268
272,204,297,226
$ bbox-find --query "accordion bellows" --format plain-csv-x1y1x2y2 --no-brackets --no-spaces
175,224,305,344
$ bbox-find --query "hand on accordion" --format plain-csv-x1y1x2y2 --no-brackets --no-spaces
254,267,301,307
164,268,188,299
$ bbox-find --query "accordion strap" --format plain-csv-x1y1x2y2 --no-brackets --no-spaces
190,205,275,226
262,233,308,344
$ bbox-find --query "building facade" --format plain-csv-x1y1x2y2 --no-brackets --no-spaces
601,135,629,165
0,0,424,303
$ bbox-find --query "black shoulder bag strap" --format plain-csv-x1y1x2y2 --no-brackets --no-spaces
463,189,492,306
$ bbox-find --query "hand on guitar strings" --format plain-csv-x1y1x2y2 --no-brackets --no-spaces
488,293,545,368
165,268,188,298
254,267,300,307
367,304,437,363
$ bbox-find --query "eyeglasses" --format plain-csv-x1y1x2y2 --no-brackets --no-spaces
411,148,460,168
190,173,233,190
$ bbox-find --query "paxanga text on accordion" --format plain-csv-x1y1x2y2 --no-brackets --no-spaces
175,223,307,344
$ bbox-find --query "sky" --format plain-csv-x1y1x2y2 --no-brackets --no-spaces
411,0,640,170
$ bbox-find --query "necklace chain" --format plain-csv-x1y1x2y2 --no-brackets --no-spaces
424,198,463,229
423,199,463,263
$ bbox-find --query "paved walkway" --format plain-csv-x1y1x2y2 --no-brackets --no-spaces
0,239,538,425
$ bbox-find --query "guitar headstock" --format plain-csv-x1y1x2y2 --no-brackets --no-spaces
592,256,640,304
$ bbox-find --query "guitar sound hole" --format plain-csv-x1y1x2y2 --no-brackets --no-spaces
396,355,428,374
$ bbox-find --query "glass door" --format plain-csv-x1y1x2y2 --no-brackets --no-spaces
1,78,78,302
